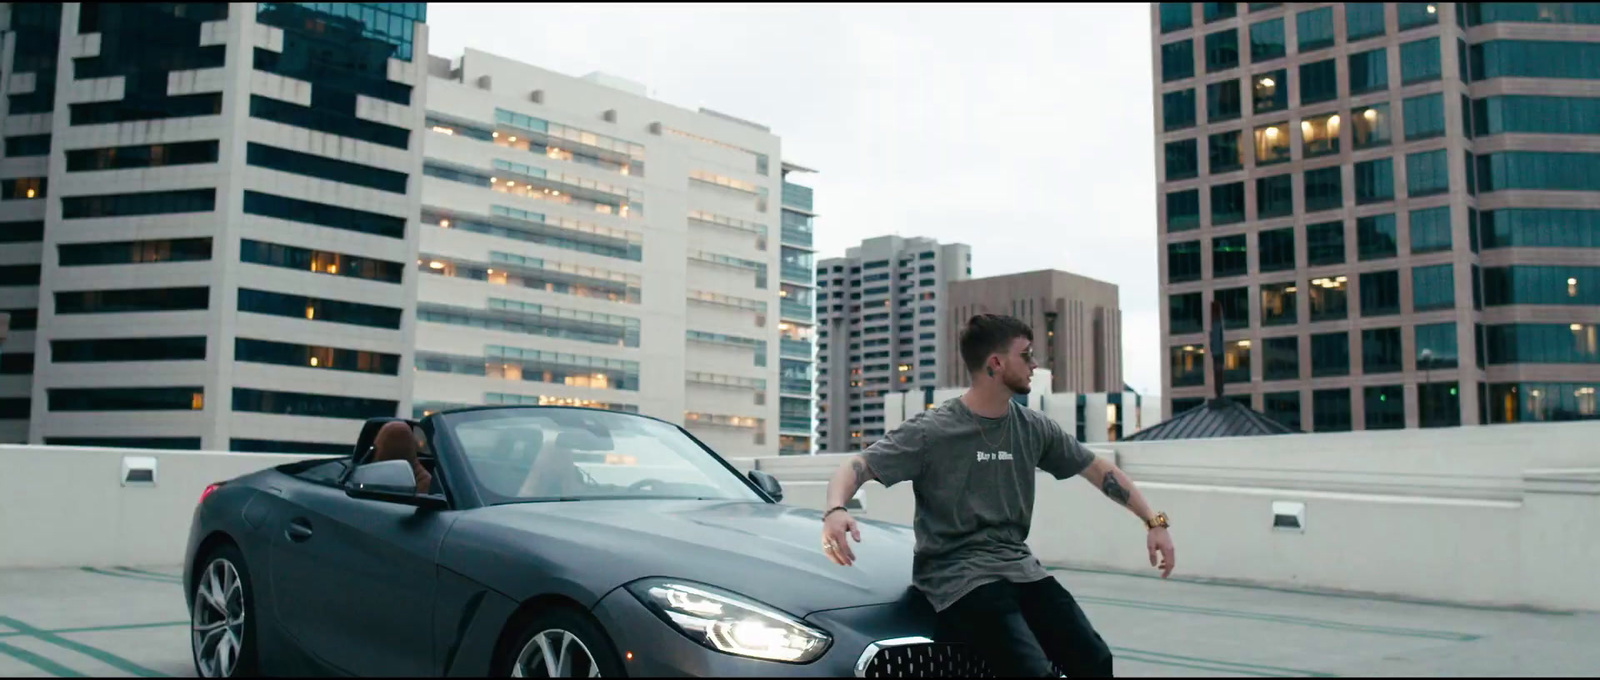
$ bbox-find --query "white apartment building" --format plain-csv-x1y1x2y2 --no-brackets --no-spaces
881,369,1161,444
815,236,970,453
414,48,816,458
0,3,428,453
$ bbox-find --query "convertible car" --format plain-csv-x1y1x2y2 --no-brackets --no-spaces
183,405,994,677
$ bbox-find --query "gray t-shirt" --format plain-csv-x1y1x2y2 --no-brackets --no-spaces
862,397,1097,612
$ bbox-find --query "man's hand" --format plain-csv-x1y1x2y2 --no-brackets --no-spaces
1147,526,1175,578
821,510,862,566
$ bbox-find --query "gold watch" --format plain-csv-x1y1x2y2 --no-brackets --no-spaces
1144,512,1170,530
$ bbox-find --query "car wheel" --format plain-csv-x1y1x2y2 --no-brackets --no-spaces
503,607,625,678
190,543,259,678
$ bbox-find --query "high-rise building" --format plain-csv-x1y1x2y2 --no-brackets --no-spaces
0,3,429,451
1152,2,1600,432
415,48,814,457
945,269,1123,394
815,236,970,453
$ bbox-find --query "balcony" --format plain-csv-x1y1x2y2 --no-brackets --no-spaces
781,297,813,322
782,181,813,212
781,222,813,249
780,415,811,432
781,262,812,285
781,378,811,395
781,337,813,359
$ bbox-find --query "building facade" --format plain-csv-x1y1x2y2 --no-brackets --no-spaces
1153,2,1600,432
882,369,1159,443
945,269,1124,395
815,236,970,453
415,48,813,457
1,2,428,452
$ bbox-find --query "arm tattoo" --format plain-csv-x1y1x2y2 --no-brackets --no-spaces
850,457,876,486
1100,471,1131,506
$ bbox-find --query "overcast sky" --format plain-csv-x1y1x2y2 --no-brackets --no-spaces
428,3,1163,394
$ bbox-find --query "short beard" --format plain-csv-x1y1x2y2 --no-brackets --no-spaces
1003,374,1031,395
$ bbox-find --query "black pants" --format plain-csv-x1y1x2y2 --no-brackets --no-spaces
935,576,1114,678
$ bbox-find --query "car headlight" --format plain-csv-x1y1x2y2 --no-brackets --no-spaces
625,578,831,663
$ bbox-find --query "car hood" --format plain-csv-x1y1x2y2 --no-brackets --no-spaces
457,499,920,616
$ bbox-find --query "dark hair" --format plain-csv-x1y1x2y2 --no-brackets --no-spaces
959,314,1033,374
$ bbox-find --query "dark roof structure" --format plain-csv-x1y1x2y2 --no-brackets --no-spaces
1127,299,1303,441
1124,397,1300,441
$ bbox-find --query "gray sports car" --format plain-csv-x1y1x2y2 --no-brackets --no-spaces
183,405,983,677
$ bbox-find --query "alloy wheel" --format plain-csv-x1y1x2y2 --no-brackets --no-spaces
511,628,601,678
191,558,246,677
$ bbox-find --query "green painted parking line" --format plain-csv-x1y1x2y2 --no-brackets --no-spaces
0,639,86,677
0,616,166,678
1116,646,1338,677
0,621,188,640
78,567,179,586
1079,594,1481,641
114,567,182,581
1049,564,1573,616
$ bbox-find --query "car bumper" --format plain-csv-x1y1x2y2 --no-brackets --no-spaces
590,588,938,677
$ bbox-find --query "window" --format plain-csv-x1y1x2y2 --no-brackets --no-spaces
1259,227,1296,271
48,387,204,412
58,238,212,267
1163,39,1196,82
1363,327,1403,373
238,288,402,329
1311,333,1350,378
1488,382,1600,424
51,337,207,363
1262,336,1299,379
1297,7,1335,51
65,141,219,171
1397,2,1440,30
1358,214,1398,260
1407,150,1450,197
1250,18,1286,61
1480,209,1600,249
1352,103,1392,148
1223,340,1252,383
1413,264,1456,311
1299,59,1338,105
233,387,398,420
4,134,50,157
1265,392,1301,429
0,264,40,286
1218,287,1250,328
1306,220,1345,266
1349,48,1389,94
246,143,407,194
243,190,406,239
1213,235,1248,278
56,287,209,314
1168,241,1202,283
1209,130,1243,172
1364,385,1405,430
1301,112,1341,158
1361,270,1401,316
48,437,201,450
1261,282,1298,326
1160,3,1194,32
1172,346,1206,387
1467,3,1600,26
233,439,354,456
1354,158,1394,204
1254,122,1290,165
70,94,222,126
0,220,43,244
1256,174,1293,218
1470,40,1600,82
1473,96,1600,136
1415,322,1459,368
1419,382,1461,428
1206,29,1240,72
1483,266,1600,306
1346,3,1387,40
1304,166,1343,213
1403,93,1446,140
1165,139,1199,180
1164,89,1197,130
1211,182,1245,225
1410,206,1452,253
236,338,401,375
1203,2,1237,23
1170,292,1204,335
1400,37,1442,84
1308,275,1349,320
1167,189,1201,232
239,239,404,284
0,352,33,374
1476,152,1600,192
1,177,46,200
250,95,410,150
61,189,215,219
1253,69,1288,113
1486,324,1600,365
1314,386,1360,430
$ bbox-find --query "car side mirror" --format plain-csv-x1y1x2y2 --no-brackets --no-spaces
748,469,783,503
346,460,446,510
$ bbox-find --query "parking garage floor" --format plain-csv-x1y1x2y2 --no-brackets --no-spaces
1,563,1597,677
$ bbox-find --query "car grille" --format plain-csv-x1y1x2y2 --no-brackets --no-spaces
858,642,1064,678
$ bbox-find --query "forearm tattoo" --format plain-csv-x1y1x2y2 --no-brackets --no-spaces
1101,471,1131,506
851,457,875,486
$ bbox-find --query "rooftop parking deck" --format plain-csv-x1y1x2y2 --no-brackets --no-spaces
2,563,1597,677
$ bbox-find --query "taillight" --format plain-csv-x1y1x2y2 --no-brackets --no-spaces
199,483,223,505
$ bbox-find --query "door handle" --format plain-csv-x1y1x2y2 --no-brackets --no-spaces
286,518,314,543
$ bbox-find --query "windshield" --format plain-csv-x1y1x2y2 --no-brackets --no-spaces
443,408,764,505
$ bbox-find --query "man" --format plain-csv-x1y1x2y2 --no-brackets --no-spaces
369,420,433,495
819,314,1175,677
